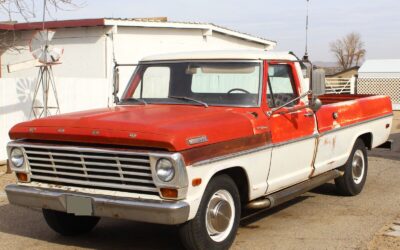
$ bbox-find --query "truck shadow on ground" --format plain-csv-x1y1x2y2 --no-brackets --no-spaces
0,204,184,250
369,133,400,161
0,193,320,249
309,182,339,197
240,195,312,227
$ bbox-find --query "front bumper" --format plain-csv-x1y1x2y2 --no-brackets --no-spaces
5,184,190,225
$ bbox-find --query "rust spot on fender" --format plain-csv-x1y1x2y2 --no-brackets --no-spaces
309,138,319,178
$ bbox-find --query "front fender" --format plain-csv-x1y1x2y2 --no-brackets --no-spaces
183,147,271,220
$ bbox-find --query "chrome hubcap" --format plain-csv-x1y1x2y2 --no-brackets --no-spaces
352,149,365,184
205,189,235,242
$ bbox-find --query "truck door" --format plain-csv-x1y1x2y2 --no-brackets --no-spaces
264,62,317,194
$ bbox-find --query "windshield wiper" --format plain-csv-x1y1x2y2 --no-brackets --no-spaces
119,98,148,105
169,96,208,108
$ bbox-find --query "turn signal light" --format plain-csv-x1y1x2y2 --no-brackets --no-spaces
16,173,28,182
160,188,178,198
192,178,202,187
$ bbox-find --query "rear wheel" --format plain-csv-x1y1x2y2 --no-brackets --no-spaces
335,138,368,196
42,209,100,236
179,174,240,250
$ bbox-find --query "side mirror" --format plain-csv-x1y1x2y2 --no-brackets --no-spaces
266,90,312,117
311,69,326,96
113,67,120,103
309,97,322,112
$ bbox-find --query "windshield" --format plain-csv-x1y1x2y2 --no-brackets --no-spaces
120,61,261,107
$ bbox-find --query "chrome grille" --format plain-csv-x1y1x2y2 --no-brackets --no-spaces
24,146,158,195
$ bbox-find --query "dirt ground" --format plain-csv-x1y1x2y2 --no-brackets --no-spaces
1,156,400,249
0,112,399,249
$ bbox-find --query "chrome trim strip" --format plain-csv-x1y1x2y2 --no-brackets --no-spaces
192,144,272,167
5,184,189,225
139,59,263,64
29,162,151,176
192,114,393,166
8,141,157,156
29,161,150,171
273,134,318,148
30,175,158,192
120,60,263,108
27,156,150,167
23,150,152,163
192,134,318,166
318,113,393,137
30,169,154,183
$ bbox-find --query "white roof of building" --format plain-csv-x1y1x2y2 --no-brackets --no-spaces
104,18,276,49
141,50,297,62
1,18,276,50
359,59,400,73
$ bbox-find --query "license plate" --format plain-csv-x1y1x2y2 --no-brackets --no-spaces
66,195,93,216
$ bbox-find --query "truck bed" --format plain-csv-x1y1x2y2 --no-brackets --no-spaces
314,94,393,134
317,94,374,105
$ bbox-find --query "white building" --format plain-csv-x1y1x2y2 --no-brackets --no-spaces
358,59,400,111
0,17,276,160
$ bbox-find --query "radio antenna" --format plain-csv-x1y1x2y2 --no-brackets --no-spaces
303,0,310,61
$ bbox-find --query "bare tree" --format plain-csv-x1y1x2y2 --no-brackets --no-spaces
0,0,82,20
330,32,366,70
0,0,83,51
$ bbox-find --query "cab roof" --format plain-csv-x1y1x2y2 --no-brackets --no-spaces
140,50,298,62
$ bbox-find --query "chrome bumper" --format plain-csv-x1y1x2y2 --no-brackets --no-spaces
5,184,190,225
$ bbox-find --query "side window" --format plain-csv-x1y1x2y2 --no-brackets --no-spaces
267,64,298,108
134,67,170,98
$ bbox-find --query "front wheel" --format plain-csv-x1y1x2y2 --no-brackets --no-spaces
42,209,100,236
335,138,368,196
179,174,241,250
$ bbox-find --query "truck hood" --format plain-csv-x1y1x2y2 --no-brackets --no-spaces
9,105,257,151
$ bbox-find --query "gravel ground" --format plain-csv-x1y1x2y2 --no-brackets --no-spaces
1,152,399,250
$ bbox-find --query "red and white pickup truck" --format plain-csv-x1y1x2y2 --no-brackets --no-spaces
6,50,393,249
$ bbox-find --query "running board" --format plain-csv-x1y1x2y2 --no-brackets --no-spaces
246,170,340,210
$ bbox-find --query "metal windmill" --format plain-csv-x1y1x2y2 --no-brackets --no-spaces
29,29,63,118
7,0,64,118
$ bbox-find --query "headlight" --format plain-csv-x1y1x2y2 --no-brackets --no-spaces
156,158,175,182
10,148,24,168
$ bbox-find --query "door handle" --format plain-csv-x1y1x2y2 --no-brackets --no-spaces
304,112,314,117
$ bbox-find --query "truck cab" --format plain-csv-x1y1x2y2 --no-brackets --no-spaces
6,50,393,249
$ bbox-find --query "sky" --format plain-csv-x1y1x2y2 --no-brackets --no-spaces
9,0,400,62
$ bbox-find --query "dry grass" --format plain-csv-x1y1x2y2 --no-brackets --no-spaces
368,220,400,250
